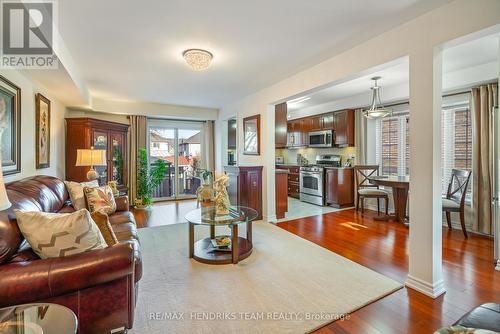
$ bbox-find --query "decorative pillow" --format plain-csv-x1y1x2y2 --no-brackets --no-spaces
65,180,99,210
83,185,117,214
91,211,118,246
15,209,107,259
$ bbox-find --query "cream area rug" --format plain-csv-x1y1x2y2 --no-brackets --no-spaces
130,221,402,334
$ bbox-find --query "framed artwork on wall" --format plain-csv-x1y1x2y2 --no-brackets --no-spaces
0,75,21,175
35,93,51,169
243,114,260,155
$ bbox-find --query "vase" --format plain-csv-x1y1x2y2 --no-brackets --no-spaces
196,183,215,204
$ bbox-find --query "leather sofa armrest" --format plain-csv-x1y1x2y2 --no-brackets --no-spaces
0,243,134,308
115,195,129,212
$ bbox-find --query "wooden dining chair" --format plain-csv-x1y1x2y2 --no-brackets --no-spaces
354,165,389,215
442,169,471,238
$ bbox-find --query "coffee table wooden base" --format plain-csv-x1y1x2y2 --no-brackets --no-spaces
192,237,253,265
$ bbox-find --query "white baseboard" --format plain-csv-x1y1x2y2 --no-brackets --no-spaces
405,275,446,299
265,214,277,223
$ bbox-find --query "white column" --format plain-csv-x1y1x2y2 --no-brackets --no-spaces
496,36,500,272
406,46,446,298
265,104,277,222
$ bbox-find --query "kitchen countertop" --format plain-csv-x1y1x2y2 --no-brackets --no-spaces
275,169,290,174
323,166,354,169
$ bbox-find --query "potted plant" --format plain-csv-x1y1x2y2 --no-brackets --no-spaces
135,148,167,209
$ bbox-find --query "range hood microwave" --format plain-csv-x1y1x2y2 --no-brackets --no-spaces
308,130,333,148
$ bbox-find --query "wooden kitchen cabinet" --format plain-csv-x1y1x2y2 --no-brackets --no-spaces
333,109,355,147
306,113,334,132
275,102,288,148
276,165,300,198
275,170,289,219
325,168,354,208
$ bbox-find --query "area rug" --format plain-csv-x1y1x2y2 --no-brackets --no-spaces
130,221,402,334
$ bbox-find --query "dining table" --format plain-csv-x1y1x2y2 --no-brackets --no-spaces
368,175,410,224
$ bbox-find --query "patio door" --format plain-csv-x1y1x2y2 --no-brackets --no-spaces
148,120,204,201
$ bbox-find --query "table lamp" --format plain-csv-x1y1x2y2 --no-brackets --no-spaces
75,147,107,181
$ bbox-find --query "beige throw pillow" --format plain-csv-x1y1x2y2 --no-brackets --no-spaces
83,185,117,214
91,211,118,246
15,209,107,259
65,180,99,210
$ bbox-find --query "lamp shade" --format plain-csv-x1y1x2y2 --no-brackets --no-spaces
0,169,11,211
75,149,107,167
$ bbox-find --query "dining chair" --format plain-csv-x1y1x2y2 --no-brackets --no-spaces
442,169,471,238
354,165,389,215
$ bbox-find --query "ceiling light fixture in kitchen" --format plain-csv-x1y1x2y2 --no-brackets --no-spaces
363,76,392,119
182,49,213,71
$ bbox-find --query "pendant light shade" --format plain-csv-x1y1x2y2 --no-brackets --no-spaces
363,76,392,119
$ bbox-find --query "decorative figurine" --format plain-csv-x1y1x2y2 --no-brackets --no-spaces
213,173,231,215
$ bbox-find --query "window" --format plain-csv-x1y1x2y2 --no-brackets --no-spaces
441,94,472,195
375,106,410,176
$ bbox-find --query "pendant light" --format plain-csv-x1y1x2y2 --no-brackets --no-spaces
363,76,392,119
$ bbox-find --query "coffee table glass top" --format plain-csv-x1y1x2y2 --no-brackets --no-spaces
185,206,258,226
0,303,77,334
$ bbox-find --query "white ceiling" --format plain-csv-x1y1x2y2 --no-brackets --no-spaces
58,0,451,109
287,34,499,112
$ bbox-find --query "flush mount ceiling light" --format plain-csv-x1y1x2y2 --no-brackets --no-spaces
363,76,392,119
182,49,213,71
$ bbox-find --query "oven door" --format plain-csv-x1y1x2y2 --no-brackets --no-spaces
308,131,333,148
300,171,323,196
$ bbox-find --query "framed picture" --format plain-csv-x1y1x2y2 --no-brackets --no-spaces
0,76,21,175
35,93,51,169
243,114,260,155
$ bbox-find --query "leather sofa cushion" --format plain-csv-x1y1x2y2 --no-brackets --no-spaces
109,211,136,225
454,303,500,332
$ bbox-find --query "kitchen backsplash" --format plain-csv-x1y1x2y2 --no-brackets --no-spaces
276,147,356,165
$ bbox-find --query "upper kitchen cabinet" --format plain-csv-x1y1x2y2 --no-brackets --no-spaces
333,109,355,147
306,113,334,132
275,102,288,148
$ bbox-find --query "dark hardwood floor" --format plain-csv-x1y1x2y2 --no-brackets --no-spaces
133,202,499,333
277,209,499,334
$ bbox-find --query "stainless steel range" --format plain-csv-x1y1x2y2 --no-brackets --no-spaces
299,154,342,206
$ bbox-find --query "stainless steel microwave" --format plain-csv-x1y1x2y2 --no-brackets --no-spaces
308,130,333,148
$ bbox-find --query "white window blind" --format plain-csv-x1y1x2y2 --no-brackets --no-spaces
375,105,410,176
441,93,472,196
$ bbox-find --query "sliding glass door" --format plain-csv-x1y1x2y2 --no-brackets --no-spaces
148,120,204,201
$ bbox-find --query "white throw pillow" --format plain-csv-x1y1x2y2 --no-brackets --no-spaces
65,180,99,210
15,209,107,259
83,185,117,214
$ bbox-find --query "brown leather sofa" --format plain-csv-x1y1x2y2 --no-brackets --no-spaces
0,176,142,334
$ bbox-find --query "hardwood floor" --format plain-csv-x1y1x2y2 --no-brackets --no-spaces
277,209,499,334
133,202,499,333
132,199,198,228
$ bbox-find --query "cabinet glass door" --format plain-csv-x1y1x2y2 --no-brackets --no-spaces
110,131,126,186
92,130,108,185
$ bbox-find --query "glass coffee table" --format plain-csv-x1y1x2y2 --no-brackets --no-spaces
185,206,258,265
0,303,77,334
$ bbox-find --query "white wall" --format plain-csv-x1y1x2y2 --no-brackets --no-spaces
91,98,219,121
0,70,67,182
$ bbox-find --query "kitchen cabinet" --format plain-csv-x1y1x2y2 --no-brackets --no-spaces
305,113,334,132
66,118,129,188
325,168,354,208
333,109,355,147
275,103,287,148
276,165,300,198
228,119,237,149
224,166,263,220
